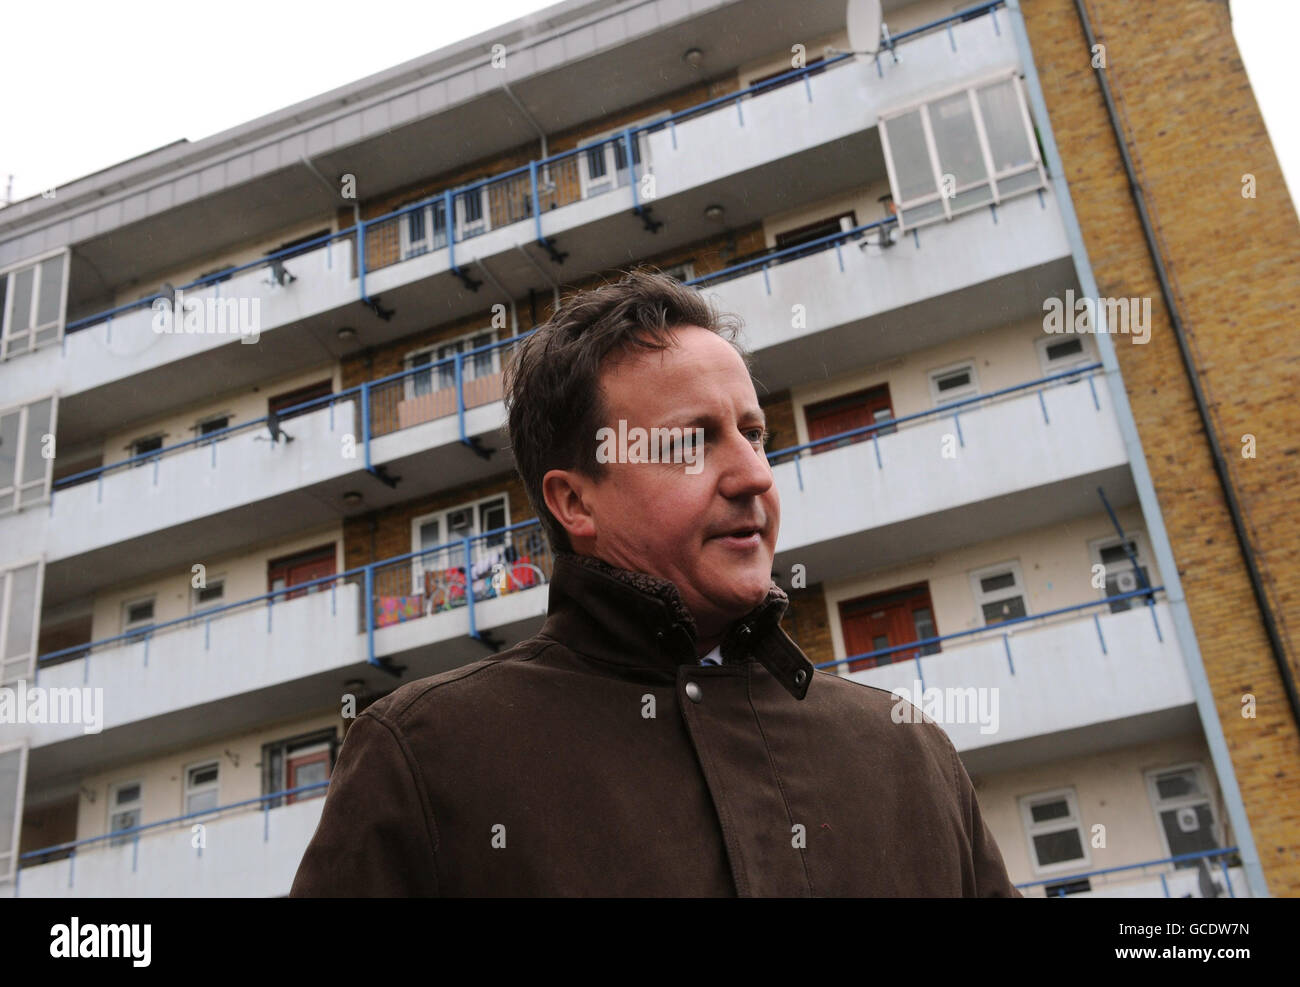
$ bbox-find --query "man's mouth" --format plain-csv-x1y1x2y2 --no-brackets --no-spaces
709,525,764,548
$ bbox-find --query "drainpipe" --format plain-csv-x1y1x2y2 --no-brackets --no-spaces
1070,0,1298,735
1005,0,1271,899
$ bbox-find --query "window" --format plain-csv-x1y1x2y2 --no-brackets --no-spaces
195,414,231,443
0,744,26,883
191,576,226,614
411,494,509,586
928,362,979,406
184,761,220,816
1020,788,1089,873
970,562,1027,626
0,560,41,687
838,583,939,674
1089,533,1153,611
1,250,68,359
578,114,665,198
0,396,56,513
1146,764,1222,869
262,729,336,809
399,199,448,259
129,434,164,464
804,384,895,454
108,781,142,847
404,330,498,399
658,262,696,284
879,71,1046,230
121,597,156,638
1036,334,1095,376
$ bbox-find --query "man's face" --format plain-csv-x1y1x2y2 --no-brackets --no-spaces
547,325,780,642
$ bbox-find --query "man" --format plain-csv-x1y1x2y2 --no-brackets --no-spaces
291,268,1021,897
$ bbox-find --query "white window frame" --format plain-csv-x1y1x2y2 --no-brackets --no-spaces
1088,531,1154,610
1,247,70,360
928,360,980,406
183,760,220,817
0,557,44,688
451,184,491,239
969,560,1028,627
398,197,449,260
409,493,510,589
191,574,227,615
1144,762,1222,862
577,114,666,200
121,595,157,636
1036,333,1096,376
1019,787,1090,875
0,741,29,884
659,261,696,284
879,69,1046,231
0,395,58,514
402,329,499,401
107,779,143,846
285,741,332,802
194,412,233,444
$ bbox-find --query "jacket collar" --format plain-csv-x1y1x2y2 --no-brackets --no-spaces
539,551,815,700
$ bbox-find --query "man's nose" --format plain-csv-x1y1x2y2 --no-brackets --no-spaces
715,429,773,499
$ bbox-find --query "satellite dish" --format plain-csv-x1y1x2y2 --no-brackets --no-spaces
847,0,883,55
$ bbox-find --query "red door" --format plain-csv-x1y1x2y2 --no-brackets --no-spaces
806,384,894,453
839,583,938,673
268,545,337,600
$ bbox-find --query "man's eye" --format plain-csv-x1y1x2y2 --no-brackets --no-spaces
745,427,769,446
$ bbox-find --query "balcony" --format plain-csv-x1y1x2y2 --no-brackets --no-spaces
25,522,553,785
771,366,1133,578
835,595,1198,773
9,3,1021,452
1016,849,1251,899
13,783,327,898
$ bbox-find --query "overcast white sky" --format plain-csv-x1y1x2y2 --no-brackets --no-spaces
1,0,1295,206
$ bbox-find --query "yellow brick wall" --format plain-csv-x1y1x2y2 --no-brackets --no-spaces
1022,0,1300,895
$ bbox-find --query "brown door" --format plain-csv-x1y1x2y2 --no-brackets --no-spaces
268,545,337,600
805,384,895,453
839,583,939,673
268,380,333,421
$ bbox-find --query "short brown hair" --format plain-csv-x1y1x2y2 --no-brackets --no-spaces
504,267,746,553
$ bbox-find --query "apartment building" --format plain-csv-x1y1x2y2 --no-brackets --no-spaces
1,0,1294,898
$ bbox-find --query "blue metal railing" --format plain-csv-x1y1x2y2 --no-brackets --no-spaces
766,362,1105,468
59,0,1007,336
825,585,1167,676
16,779,332,883
1015,847,1243,898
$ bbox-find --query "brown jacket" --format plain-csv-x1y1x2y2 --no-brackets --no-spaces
291,551,1021,897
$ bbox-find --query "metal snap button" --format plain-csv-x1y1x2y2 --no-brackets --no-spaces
685,681,703,703
793,668,808,687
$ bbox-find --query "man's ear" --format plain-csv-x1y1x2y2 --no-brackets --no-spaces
542,468,597,542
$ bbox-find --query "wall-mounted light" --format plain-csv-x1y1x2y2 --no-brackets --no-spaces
704,204,725,223
337,326,357,342
342,491,363,507
683,48,704,68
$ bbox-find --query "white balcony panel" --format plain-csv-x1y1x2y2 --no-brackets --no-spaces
648,17,1018,202
0,240,355,408
705,189,1068,357
774,376,1126,555
26,584,363,749
44,402,356,563
846,602,1194,752
13,797,324,898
